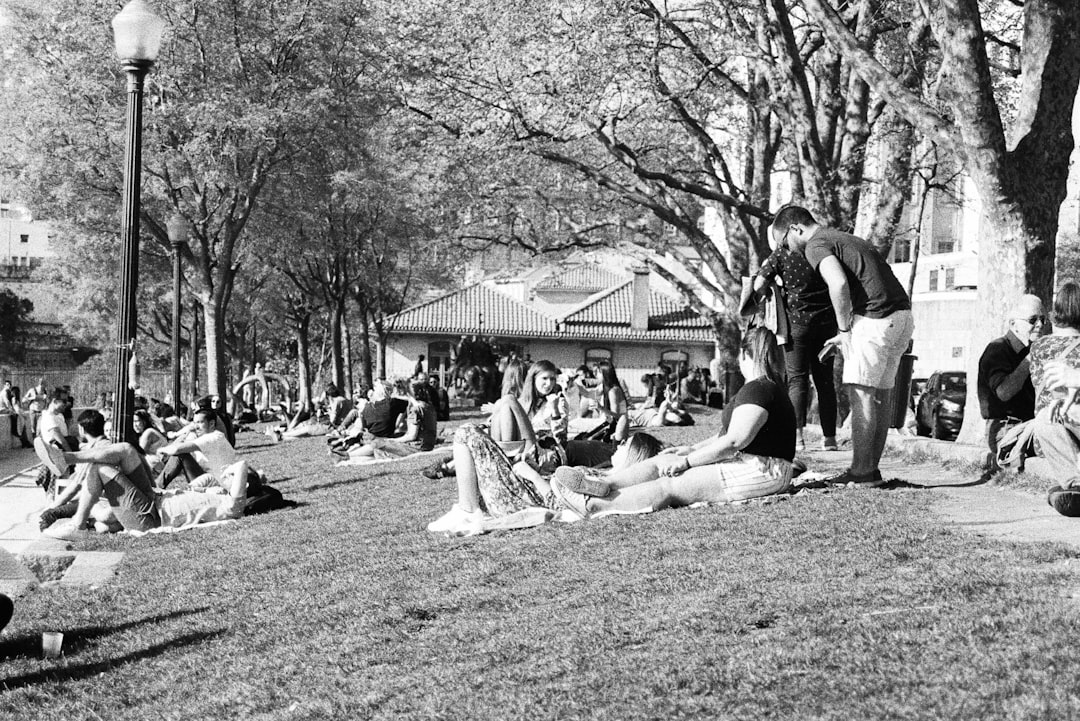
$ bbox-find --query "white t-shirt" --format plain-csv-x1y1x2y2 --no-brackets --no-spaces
38,409,67,443
192,430,238,481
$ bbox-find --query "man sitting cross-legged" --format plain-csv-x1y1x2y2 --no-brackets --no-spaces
36,410,248,539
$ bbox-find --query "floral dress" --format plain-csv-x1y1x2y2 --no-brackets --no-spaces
1028,334,1080,414
454,424,553,516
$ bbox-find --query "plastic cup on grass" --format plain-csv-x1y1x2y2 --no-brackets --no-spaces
42,631,63,659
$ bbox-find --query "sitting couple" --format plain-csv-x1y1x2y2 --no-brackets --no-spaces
428,328,795,535
329,379,437,462
36,408,252,538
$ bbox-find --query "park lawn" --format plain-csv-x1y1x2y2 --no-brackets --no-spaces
3,412,1080,720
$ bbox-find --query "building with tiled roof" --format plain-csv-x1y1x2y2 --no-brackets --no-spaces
383,262,719,397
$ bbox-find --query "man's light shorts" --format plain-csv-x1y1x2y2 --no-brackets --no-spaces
841,309,915,389
156,489,246,527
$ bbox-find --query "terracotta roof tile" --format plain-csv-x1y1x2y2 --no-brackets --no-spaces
533,264,625,291
390,283,555,336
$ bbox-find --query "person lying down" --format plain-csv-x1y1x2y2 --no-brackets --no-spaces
427,327,796,536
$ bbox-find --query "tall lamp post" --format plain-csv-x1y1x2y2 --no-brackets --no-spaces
166,214,192,413
109,1,165,443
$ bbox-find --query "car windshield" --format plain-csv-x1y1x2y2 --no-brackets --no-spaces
941,374,966,393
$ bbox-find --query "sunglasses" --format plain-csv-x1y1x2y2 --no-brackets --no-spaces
1020,315,1046,325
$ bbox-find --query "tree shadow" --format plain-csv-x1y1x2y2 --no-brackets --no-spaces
0,606,211,662
305,467,406,493
0,628,227,691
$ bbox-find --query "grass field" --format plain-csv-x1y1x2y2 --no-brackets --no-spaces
3,409,1080,720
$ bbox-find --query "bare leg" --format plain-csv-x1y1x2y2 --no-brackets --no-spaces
588,468,724,514
601,458,662,490
452,440,483,512
489,401,523,443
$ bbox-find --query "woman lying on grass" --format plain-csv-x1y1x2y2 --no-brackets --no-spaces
549,326,796,518
426,415,664,536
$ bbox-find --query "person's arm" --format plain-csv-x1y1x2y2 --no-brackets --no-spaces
397,404,421,442
159,438,200,456
816,255,853,331
662,405,769,476
1042,359,1080,390
511,459,552,499
502,395,538,458
989,356,1031,402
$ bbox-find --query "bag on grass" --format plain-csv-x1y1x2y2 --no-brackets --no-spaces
243,470,294,515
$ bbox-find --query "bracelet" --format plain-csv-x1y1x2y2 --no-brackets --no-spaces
838,327,851,333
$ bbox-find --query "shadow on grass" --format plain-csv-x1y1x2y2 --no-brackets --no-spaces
305,467,413,493
0,628,227,692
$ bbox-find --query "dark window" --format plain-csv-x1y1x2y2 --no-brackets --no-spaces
19,234,28,243
928,269,939,291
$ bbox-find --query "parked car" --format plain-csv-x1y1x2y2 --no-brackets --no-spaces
915,371,966,440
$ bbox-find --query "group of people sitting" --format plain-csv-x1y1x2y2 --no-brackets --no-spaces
34,392,259,538
426,334,779,536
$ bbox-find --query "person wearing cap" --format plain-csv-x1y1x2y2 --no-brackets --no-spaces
772,205,914,488
977,294,1045,476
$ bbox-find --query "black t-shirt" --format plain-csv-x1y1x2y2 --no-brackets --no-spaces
977,333,1035,421
362,398,408,438
757,246,836,328
720,377,796,461
804,228,910,318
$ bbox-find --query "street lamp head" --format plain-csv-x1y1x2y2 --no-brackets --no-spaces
166,214,193,248
112,0,166,65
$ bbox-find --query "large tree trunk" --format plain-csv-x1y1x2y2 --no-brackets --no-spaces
343,316,354,398
295,313,313,413
203,298,228,402
329,299,345,391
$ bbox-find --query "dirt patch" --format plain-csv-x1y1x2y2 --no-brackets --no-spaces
19,553,76,582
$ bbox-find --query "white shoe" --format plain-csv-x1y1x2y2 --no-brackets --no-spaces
42,519,83,541
427,504,485,536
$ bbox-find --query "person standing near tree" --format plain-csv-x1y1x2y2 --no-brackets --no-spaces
753,223,840,452
773,205,913,487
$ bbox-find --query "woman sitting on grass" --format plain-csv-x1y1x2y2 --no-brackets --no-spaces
594,359,630,442
427,416,665,536
332,382,438,462
629,382,695,428
134,409,169,474
548,327,795,518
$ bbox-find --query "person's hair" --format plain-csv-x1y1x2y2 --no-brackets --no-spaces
418,354,425,361
77,409,106,437
133,409,154,432
1054,282,1080,330
325,382,341,397
411,382,432,405
771,205,816,239
740,326,786,384
156,402,176,418
622,432,664,465
48,387,66,403
372,380,393,400
656,362,670,376
594,359,623,410
196,395,215,411
392,377,411,397
501,359,527,398
520,360,560,413
576,364,590,375
194,408,217,424
427,375,440,386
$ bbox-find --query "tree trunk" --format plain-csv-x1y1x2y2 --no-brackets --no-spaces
329,300,345,391
203,299,227,402
295,313,313,413
358,314,374,389
343,315,353,398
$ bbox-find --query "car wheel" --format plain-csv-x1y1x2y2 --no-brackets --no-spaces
931,410,945,440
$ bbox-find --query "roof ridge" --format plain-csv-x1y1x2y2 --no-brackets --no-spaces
558,279,632,322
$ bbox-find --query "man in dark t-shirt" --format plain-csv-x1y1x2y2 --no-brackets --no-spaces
772,205,914,487
977,294,1045,475
360,381,409,438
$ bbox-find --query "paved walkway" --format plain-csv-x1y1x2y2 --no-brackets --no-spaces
0,447,125,596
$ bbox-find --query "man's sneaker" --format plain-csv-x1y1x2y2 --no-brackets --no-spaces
421,461,451,480
553,466,610,497
42,519,84,541
34,438,70,479
824,468,885,488
550,477,591,521
426,504,485,536
822,437,839,451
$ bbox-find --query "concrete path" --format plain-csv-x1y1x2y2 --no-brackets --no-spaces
0,447,125,595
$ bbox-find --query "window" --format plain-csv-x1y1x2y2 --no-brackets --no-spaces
585,348,612,366
945,267,955,290
660,349,689,370
928,269,939,292
19,234,28,244
427,341,453,375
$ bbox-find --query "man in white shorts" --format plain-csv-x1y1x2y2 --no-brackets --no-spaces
773,205,914,487
158,409,251,497
37,410,249,538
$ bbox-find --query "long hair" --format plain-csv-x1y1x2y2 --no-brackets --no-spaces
1054,281,1080,330
501,359,527,398
520,359,560,414
622,432,663,465
595,359,622,410
740,326,786,385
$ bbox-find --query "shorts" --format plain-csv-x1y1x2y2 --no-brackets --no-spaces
841,310,914,389
156,489,246,528
710,453,792,503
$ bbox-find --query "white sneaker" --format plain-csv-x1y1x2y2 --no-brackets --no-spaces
42,519,83,541
427,504,485,537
